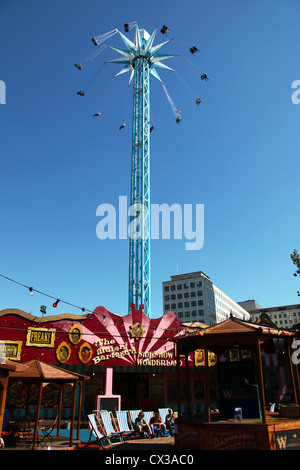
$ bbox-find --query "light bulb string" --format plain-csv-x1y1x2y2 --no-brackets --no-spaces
0,273,201,333
0,274,92,314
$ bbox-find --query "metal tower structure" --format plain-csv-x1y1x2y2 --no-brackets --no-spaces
108,25,175,317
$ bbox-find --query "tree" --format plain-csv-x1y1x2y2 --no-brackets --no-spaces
290,249,300,296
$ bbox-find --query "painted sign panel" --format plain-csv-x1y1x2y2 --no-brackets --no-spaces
275,429,300,450
213,430,259,450
0,340,22,360
26,327,56,348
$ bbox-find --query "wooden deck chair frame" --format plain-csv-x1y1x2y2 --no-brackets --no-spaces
84,413,112,450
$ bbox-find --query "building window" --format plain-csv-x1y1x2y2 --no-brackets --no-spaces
171,294,176,300
191,301,196,307
177,284,182,290
185,311,190,317
164,286,169,292
178,312,183,318
165,304,170,310
198,310,204,316
184,302,190,308
171,285,176,291
171,304,176,309
197,281,202,287
178,302,183,308
164,295,169,301
192,311,197,316
184,283,189,289
191,291,196,297
190,282,195,288
197,291,203,296
198,300,203,306
184,292,189,298
177,293,182,299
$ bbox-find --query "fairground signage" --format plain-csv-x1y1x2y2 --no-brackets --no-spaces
26,327,56,348
0,305,207,368
0,340,22,361
93,337,177,367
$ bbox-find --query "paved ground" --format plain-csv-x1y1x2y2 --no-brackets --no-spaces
1,433,174,451
107,436,174,450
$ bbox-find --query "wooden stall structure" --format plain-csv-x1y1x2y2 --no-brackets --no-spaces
0,359,29,438
173,314,300,450
8,358,89,449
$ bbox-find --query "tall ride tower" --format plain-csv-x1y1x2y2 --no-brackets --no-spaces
109,26,175,317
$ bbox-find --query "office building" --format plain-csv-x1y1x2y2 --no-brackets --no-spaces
163,271,250,325
239,299,300,328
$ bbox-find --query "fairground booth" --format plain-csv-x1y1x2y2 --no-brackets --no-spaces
0,304,210,422
173,314,300,450
2,305,300,450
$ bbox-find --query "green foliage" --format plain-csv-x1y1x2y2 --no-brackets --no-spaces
290,249,300,296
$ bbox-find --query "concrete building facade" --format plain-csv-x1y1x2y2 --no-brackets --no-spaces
239,299,300,328
163,271,250,325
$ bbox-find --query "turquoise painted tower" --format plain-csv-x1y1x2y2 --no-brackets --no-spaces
109,26,175,317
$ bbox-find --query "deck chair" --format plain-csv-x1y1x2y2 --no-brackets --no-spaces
143,411,154,424
159,408,174,436
158,408,168,423
128,409,141,429
37,415,58,447
85,413,112,450
115,411,137,439
99,411,124,442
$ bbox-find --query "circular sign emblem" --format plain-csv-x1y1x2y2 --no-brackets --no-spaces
68,324,82,345
56,342,71,363
129,322,145,340
78,342,93,364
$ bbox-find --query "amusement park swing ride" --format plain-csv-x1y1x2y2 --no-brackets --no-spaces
74,22,209,318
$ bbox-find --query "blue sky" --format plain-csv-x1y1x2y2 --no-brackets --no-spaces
0,0,300,319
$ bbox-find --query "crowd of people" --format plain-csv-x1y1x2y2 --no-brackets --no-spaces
134,408,175,439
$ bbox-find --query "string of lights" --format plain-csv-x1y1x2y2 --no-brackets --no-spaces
0,273,92,314
0,273,201,334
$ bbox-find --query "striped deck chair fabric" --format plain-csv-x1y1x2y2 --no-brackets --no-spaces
158,408,169,424
143,411,154,424
129,409,141,429
115,411,136,439
100,411,123,442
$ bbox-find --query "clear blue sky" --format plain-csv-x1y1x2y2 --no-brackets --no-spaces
1,0,300,318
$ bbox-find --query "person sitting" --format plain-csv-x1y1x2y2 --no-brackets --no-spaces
160,25,170,35
149,412,167,437
134,411,154,438
165,408,175,436
190,45,199,55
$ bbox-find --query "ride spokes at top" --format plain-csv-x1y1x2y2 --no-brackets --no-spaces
73,22,209,128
